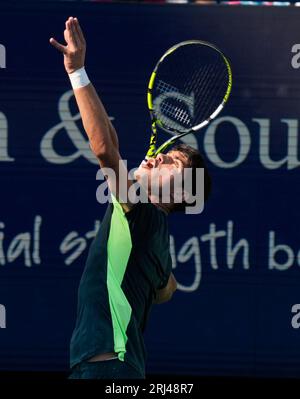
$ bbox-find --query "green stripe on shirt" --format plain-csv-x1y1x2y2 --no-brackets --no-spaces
107,195,132,361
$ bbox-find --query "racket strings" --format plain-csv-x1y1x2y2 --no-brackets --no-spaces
152,43,230,133
160,101,192,129
193,63,228,122
203,70,229,120
157,78,196,110
204,66,229,117
161,47,214,127
184,62,218,123
157,80,179,94
184,50,228,123
155,80,193,129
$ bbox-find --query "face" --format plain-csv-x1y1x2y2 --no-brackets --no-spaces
134,150,189,204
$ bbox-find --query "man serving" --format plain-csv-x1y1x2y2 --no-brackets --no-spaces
50,16,210,379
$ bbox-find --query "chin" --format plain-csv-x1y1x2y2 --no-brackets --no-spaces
133,167,144,180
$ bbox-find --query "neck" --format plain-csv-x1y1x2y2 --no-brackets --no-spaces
148,195,171,215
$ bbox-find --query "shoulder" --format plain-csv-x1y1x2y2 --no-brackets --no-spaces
111,193,169,235
126,201,168,226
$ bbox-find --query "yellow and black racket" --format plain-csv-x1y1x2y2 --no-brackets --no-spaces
146,40,232,159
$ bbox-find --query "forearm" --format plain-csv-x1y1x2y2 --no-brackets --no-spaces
73,82,119,157
153,273,177,305
50,17,134,212
153,290,174,305
49,17,118,157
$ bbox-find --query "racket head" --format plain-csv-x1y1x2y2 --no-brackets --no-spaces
146,40,232,158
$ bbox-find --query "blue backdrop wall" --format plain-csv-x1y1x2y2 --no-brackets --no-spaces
0,2,300,377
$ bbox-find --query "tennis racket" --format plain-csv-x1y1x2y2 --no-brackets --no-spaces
145,40,232,159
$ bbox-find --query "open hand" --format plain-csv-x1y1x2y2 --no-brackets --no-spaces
50,16,86,74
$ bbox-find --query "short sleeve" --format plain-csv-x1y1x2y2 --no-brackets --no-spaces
157,253,172,289
152,216,172,290
118,196,173,292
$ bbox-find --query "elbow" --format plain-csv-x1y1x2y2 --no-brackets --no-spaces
168,283,177,300
166,278,177,302
93,147,110,161
170,273,178,292
153,273,178,305
164,287,176,303
89,140,114,161
153,285,177,305
165,290,175,303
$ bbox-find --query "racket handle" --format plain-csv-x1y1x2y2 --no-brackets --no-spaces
146,123,158,159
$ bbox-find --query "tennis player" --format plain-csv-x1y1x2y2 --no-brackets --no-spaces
50,17,211,379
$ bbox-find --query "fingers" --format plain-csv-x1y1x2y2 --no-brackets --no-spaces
49,37,66,54
50,16,85,54
64,18,72,46
66,17,77,47
73,18,86,45
66,17,79,48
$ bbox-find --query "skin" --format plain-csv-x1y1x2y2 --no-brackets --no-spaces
134,150,190,214
50,17,189,214
50,17,177,308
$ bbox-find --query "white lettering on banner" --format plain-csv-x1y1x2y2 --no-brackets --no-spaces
0,44,5,69
60,221,100,265
269,231,295,271
1,86,300,170
40,90,98,165
200,221,250,270
171,236,202,292
201,223,226,269
204,116,251,168
0,304,6,328
227,221,250,270
0,216,41,267
60,232,87,266
203,117,300,170
0,112,14,162
254,118,300,170
1,216,300,292
0,223,4,266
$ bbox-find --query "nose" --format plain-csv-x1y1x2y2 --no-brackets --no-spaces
145,158,156,168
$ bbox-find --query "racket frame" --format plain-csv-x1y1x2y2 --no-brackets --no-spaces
146,40,232,159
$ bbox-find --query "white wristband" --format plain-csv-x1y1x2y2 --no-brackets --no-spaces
68,67,90,90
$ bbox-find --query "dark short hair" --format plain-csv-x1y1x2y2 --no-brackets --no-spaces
168,144,212,213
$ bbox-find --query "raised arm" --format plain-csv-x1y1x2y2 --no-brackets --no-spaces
50,17,132,211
